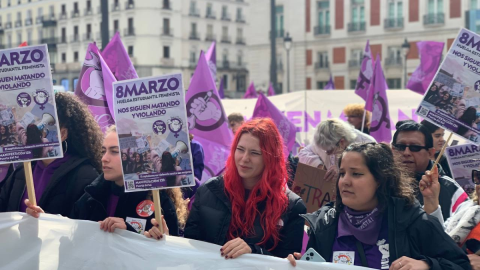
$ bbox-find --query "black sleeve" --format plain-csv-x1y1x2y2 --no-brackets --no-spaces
0,170,16,212
409,214,472,270
250,197,307,258
184,187,203,241
64,165,98,218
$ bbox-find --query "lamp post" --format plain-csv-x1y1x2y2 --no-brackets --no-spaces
401,38,411,88
284,32,292,93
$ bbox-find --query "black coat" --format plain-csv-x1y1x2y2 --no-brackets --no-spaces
71,173,179,236
0,156,98,217
302,198,471,270
184,176,307,258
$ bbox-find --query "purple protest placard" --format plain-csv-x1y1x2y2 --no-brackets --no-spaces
445,143,479,194
365,57,392,143
252,93,296,156
354,41,374,101
244,82,258,99
101,32,139,81
407,41,445,95
416,28,480,144
0,45,63,164
186,51,232,183
74,43,115,132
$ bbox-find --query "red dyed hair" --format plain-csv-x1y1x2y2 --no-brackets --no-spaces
224,118,288,249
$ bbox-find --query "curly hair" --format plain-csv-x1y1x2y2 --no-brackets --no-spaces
335,142,416,211
55,92,103,172
343,103,371,128
224,118,288,250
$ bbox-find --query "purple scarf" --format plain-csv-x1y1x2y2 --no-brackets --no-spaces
338,207,383,245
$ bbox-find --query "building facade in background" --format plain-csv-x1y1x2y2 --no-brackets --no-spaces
248,0,472,92
0,0,249,97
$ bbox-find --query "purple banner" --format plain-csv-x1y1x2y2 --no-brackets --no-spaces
407,41,445,95
101,32,139,81
354,40,374,101
244,82,258,99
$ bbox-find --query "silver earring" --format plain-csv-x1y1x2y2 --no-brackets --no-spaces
63,140,68,154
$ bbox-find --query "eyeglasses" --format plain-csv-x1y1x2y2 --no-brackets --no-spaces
392,144,429,152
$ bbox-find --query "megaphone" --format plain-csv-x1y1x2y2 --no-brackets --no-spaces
171,141,188,159
37,113,56,131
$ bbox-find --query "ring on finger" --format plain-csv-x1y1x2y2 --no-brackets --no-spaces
399,262,403,268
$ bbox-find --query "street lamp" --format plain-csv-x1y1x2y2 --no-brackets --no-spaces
284,32,292,93
401,38,411,88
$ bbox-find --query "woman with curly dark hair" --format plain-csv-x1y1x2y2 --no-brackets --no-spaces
0,92,102,218
288,143,470,270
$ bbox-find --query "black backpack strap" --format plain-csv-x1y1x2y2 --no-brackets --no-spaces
355,239,368,268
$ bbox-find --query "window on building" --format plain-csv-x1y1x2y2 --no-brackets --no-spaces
128,46,133,56
207,3,213,16
74,25,79,40
73,2,79,12
61,4,66,15
350,80,358,89
317,1,330,32
223,74,228,89
275,6,284,37
236,8,243,21
163,46,170,58
427,0,443,14
237,50,243,66
61,53,66,63
128,18,134,34
8,0,11,7
74,51,79,62
61,79,69,91
87,0,92,10
387,46,402,64
191,22,197,34
472,0,480,8
190,51,196,64
387,78,401,89
37,29,42,41
237,28,243,37
49,5,54,18
17,12,22,22
222,6,228,18
27,30,32,44
163,18,170,34
222,26,228,38
317,81,329,89
317,52,329,68
351,0,365,24
388,0,403,18
190,1,198,15
61,27,66,42
350,48,363,66
237,74,246,91
207,24,213,36
86,24,91,39
17,33,22,45
114,20,119,33
7,34,12,48
18,0,21,5
73,78,79,90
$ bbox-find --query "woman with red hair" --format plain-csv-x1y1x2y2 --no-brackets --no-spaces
183,118,306,258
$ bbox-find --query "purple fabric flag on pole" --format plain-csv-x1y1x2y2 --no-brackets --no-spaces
354,40,374,101
186,51,232,184
406,41,445,95
324,74,335,90
74,43,115,132
101,31,139,81
267,83,275,96
244,82,258,99
218,78,225,99
365,56,392,143
252,93,297,157
205,41,217,80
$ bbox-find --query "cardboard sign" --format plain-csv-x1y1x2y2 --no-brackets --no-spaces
445,143,479,194
0,44,62,164
113,73,194,192
291,163,337,214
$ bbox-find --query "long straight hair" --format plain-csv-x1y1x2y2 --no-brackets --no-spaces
224,118,288,250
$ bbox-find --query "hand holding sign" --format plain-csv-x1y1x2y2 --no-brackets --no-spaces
144,216,169,240
420,166,441,215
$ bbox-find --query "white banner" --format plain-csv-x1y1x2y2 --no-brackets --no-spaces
223,90,470,146
0,213,373,270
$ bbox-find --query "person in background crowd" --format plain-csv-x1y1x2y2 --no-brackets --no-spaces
227,112,244,135
0,93,102,217
435,92,452,111
161,151,186,187
179,118,306,259
475,113,480,130
391,120,468,221
420,120,452,178
25,125,187,237
457,107,478,139
422,169,480,269
425,83,443,104
182,133,204,198
287,143,471,270
454,99,467,119
298,119,375,182
343,104,371,134
0,125,9,146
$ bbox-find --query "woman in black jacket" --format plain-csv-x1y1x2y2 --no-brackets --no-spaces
0,93,103,217
26,125,188,236
288,143,470,270
179,118,306,259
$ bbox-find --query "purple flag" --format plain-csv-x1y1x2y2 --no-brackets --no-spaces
252,93,297,157
267,83,275,96
186,51,232,183
218,78,225,99
324,74,335,90
74,43,115,132
365,56,392,143
244,82,258,99
205,41,217,80
406,41,444,95
354,40,374,100
101,31,139,81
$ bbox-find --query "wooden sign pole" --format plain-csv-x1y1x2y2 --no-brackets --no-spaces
23,161,36,206
152,189,164,234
